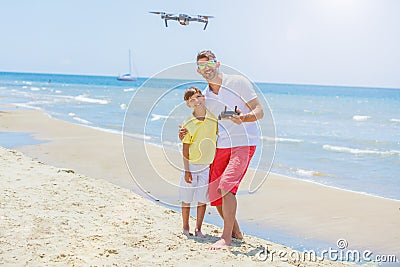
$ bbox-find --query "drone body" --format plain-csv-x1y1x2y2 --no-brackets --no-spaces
150,11,214,30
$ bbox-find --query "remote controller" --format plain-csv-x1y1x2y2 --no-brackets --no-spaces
218,106,239,120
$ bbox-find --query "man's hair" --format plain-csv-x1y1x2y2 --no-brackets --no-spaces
183,86,202,101
196,50,216,61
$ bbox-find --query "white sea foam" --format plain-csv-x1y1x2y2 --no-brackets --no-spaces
275,137,304,143
13,103,42,110
68,113,76,117
30,87,41,91
352,115,371,121
73,117,92,125
294,168,326,177
24,100,55,105
261,136,303,143
124,88,136,92
150,114,169,121
162,140,180,147
74,95,108,104
390,118,400,123
124,132,152,140
120,103,127,110
274,163,327,177
323,144,400,156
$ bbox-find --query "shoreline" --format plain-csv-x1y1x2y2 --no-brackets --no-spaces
12,103,400,203
5,106,399,203
1,106,399,259
271,173,400,203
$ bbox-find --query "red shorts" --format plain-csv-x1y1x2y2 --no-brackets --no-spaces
209,146,256,206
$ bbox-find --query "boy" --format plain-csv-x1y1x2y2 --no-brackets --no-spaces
179,86,217,238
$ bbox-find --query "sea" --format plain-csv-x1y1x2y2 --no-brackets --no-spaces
1,71,399,255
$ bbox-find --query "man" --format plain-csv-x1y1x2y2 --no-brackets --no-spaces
181,50,264,249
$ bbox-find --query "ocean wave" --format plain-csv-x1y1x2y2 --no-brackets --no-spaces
294,168,327,177
323,144,400,156
120,103,127,110
13,103,42,110
124,88,136,92
390,118,400,123
162,140,181,147
275,137,304,143
124,132,152,140
30,87,41,91
261,136,303,143
274,163,327,177
150,114,170,121
72,117,92,125
74,95,109,105
352,115,371,121
25,100,55,105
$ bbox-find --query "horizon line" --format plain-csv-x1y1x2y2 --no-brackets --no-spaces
1,70,400,91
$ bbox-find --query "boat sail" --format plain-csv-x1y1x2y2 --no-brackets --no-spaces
117,49,137,81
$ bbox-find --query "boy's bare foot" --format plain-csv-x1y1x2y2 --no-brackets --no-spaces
195,230,206,238
208,238,231,250
183,229,193,237
232,231,243,240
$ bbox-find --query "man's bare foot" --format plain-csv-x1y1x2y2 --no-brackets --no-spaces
208,238,231,250
232,231,243,240
183,229,193,237
195,230,206,238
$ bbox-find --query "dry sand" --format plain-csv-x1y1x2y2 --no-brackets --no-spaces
1,147,352,266
1,107,399,266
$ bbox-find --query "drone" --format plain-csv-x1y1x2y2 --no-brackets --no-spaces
149,11,214,30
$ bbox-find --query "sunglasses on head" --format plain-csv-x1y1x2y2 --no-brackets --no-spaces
197,59,217,70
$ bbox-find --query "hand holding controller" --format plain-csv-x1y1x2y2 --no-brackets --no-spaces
218,106,240,120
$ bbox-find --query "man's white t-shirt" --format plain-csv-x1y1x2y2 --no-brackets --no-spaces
204,73,260,148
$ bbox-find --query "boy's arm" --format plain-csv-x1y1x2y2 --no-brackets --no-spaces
178,125,188,141
182,143,192,183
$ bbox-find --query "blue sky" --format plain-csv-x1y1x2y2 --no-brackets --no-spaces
1,0,399,88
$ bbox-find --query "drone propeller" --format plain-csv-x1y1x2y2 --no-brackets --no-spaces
198,15,214,19
149,11,175,17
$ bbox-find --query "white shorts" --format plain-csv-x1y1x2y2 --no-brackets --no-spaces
178,164,210,204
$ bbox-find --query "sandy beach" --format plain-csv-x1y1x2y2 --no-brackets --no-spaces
1,107,399,266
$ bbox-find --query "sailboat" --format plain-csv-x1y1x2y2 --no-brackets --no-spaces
117,49,137,81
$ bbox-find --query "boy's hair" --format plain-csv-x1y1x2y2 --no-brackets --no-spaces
196,50,216,61
183,86,202,101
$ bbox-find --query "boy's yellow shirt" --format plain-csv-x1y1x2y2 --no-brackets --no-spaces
182,110,217,165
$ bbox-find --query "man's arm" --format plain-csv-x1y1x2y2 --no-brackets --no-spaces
230,97,264,124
